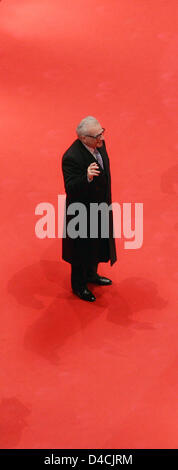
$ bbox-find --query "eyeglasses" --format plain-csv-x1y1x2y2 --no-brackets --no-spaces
85,128,105,139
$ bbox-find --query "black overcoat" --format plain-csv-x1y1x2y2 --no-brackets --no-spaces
61,138,117,266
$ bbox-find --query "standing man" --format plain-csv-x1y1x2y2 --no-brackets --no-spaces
62,116,117,302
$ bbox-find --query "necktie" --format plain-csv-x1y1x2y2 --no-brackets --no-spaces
93,149,104,169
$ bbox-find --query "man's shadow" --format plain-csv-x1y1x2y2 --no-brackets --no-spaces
106,277,167,328
7,261,167,363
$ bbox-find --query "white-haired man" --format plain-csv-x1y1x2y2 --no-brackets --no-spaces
62,116,117,302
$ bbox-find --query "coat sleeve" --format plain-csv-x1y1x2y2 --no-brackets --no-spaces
62,154,90,198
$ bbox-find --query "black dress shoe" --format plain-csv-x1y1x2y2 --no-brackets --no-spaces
87,274,112,286
72,287,96,302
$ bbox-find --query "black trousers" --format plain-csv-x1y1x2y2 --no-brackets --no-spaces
71,263,98,291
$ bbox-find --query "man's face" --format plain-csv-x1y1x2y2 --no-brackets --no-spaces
81,123,105,149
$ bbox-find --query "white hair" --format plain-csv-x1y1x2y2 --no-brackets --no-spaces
76,116,99,137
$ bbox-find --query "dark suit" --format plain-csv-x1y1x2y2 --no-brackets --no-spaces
62,138,117,289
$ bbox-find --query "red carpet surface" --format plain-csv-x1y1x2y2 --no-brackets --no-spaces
0,0,178,448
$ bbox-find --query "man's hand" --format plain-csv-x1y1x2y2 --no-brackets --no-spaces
87,162,100,181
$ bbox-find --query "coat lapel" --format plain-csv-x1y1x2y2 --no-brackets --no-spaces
78,139,109,174
79,140,96,166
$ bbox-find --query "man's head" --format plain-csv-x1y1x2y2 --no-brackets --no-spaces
76,116,105,149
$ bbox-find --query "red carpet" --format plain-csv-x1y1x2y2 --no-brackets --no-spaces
0,0,178,448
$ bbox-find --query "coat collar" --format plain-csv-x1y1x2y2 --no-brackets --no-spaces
78,139,109,173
